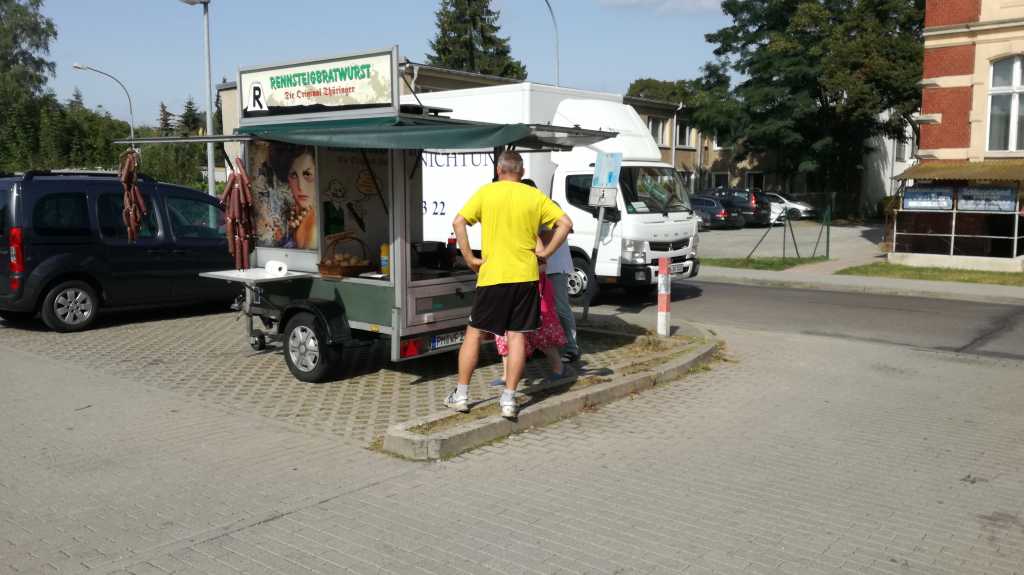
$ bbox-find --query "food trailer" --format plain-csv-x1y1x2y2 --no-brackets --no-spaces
166,47,613,382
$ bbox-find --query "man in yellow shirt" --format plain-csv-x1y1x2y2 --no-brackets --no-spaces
447,151,573,419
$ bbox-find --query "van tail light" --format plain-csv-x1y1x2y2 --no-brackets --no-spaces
750,195,757,207
9,227,23,292
717,209,727,218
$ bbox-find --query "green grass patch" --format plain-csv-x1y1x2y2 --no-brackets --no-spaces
702,256,828,271
837,262,1024,287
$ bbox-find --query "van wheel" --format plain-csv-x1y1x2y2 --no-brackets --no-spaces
283,312,339,383
568,255,598,306
41,280,98,332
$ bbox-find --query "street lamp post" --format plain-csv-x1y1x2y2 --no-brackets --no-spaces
72,63,135,149
181,0,216,196
542,0,559,87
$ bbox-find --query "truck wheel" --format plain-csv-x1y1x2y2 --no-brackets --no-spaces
283,312,339,383
41,280,99,332
568,255,598,306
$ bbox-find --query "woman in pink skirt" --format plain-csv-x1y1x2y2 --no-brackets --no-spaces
491,252,573,386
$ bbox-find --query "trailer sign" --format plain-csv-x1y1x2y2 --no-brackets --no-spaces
239,48,397,122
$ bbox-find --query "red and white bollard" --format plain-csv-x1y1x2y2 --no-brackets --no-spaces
657,256,671,336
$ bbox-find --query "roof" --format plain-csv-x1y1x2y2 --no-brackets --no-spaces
897,160,1024,181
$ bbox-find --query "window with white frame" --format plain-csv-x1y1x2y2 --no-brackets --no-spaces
648,117,665,145
988,56,1024,151
676,122,692,147
712,172,729,188
713,133,729,150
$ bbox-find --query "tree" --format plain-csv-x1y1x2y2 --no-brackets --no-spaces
178,97,203,135
427,0,526,80
0,0,57,95
706,0,923,210
158,102,175,135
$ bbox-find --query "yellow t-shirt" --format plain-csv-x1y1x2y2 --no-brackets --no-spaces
458,180,565,287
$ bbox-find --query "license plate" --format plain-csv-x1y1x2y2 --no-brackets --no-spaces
670,262,688,275
431,331,465,350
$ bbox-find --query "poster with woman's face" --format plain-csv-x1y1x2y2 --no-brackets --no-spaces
248,139,319,251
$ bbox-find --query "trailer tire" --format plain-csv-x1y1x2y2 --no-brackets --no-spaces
568,255,598,306
283,312,339,383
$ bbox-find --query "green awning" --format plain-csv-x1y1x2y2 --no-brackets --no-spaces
236,114,611,151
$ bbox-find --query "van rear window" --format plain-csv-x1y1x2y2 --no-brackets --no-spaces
0,184,9,237
32,194,90,237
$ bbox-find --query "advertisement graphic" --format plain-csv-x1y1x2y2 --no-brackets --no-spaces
241,51,393,119
247,140,319,251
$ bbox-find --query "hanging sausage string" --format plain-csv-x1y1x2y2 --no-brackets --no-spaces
118,149,148,242
221,157,255,270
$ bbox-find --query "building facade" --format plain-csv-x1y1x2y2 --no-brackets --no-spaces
918,0,1024,162
894,0,1024,269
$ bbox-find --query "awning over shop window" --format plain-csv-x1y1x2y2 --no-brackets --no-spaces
235,114,614,151
897,160,1024,181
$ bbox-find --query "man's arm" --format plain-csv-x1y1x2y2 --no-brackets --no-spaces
452,214,484,272
536,214,572,260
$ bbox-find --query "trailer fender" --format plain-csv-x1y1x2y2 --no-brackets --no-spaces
281,299,351,346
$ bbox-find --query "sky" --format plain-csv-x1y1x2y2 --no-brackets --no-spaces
43,0,729,125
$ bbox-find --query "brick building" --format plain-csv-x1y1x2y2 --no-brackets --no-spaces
895,0,1024,270
917,0,1024,161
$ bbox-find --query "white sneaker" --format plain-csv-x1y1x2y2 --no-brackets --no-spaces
444,390,469,412
499,394,518,419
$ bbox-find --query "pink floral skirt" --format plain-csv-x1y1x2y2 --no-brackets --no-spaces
495,275,566,357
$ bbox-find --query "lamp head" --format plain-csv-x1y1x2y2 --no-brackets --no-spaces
72,63,85,70
179,0,210,4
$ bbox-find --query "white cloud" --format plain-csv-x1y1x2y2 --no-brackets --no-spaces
597,0,722,12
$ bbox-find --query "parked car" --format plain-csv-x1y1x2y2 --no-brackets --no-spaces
704,188,773,226
763,192,818,220
0,171,238,332
691,195,745,229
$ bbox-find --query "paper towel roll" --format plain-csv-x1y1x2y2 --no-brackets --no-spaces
264,260,288,277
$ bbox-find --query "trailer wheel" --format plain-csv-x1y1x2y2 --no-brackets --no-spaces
568,255,598,306
249,334,266,351
283,312,339,383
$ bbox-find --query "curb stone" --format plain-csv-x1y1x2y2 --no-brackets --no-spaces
382,331,721,460
695,269,1024,306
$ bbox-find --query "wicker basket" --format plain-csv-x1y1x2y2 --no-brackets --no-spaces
318,232,374,278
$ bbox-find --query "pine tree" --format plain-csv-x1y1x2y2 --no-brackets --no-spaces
178,97,203,135
427,0,526,80
158,102,175,135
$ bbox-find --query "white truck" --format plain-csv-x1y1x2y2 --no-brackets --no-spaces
411,83,700,303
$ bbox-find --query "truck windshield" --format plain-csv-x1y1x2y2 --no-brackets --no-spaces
619,167,691,215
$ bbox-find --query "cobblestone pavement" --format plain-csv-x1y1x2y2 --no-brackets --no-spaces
116,326,1022,575
0,310,650,446
3,304,1022,574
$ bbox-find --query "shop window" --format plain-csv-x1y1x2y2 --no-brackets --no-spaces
987,56,1024,152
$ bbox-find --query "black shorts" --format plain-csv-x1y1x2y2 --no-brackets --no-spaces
469,281,540,335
